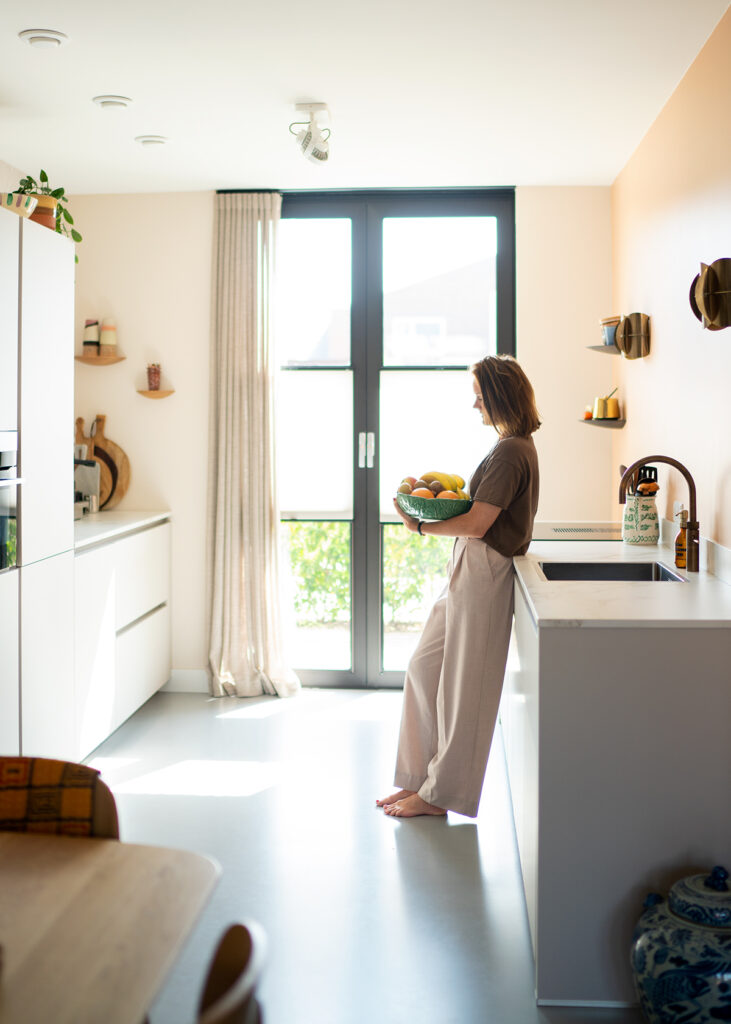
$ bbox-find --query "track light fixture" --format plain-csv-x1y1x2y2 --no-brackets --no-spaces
289,103,330,164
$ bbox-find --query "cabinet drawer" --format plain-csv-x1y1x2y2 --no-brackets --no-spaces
114,604,171,727
0,570,20,754
114,523,171,629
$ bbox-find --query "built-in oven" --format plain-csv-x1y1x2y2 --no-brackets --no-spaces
0,431,20,572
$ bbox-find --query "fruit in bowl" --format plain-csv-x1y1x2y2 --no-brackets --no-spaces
396,470,472,521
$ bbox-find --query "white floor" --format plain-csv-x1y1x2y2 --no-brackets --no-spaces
88,690,644,1024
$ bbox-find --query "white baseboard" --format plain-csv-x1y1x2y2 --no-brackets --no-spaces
161,669,210,693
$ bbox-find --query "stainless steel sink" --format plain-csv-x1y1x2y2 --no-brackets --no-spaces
539,561,685,582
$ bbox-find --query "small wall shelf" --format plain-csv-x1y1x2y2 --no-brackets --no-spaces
137,389,175,400
586,345,620,355
580,418,626,429
75,354,126,366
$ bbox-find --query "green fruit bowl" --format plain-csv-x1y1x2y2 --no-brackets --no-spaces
396,492,472,521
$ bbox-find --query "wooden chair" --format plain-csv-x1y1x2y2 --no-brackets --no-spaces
0,756,119,839
198,921,267,1024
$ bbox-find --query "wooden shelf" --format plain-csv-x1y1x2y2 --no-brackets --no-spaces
137,389,175,400
579,418,626,429
75,354,126,366
586,344,620,354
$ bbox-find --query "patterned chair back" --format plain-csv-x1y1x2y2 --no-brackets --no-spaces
0,757,119,839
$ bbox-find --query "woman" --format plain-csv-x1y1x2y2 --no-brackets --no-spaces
378,354,540,819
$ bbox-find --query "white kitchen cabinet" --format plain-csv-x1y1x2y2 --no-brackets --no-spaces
18,218,74,567
20,551,75,759
74,542,117,759
0,569,20,754
0,211,19,431
503,545,731,1007
115,604,171,729
500,581,539,945
74,520,171,759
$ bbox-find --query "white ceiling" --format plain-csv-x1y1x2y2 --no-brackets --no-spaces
0,0,728,196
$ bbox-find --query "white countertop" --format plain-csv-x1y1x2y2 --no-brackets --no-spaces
74,510,170,550
516,538,731,628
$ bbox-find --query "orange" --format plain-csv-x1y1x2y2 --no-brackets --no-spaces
436,490,458,499
411,488,434,499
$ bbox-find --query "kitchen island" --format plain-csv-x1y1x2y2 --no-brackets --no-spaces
501,537,731,1006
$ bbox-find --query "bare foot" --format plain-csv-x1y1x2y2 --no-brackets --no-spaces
376,789,415,808
383,794,446,817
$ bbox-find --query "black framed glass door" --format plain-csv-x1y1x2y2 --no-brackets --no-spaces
277,190,515,687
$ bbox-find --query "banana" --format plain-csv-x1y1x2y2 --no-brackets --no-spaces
422,471,457,492
417,468,464,493
456,488,469,500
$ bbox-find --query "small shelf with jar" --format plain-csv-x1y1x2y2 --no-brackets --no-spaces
579,417,626,429
137,389,175,400
75,353,126,366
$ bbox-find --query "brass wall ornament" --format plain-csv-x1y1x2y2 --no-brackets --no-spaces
690,258,731,330
615,313,651,359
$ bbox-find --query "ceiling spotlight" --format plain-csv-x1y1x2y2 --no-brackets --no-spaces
134,135,167,147
289,102,330,164
93,95,133,109
18,28,68,48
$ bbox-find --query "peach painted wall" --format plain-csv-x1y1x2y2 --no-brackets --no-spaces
612,9,731,547
0,160,23,192
516,187,614,522
72,193,214,678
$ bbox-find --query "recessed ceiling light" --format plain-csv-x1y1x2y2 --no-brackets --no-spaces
135,135,167,147
93,95,133,109
18,28,68,48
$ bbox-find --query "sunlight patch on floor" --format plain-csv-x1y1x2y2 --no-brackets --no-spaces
111,759,281,797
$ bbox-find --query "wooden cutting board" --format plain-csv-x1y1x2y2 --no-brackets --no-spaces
75,415,130,509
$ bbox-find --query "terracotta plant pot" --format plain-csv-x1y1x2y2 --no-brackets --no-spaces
29,195,58,231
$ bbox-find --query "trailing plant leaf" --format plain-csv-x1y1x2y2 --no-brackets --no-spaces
14,169,82,255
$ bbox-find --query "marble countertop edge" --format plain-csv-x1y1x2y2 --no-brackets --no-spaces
515,539,731,629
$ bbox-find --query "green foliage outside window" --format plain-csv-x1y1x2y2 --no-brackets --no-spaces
282,520,452,628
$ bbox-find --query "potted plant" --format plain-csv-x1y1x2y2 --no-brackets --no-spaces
14,169,82,256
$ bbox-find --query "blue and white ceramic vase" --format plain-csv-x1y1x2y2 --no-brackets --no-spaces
631,865,731,1023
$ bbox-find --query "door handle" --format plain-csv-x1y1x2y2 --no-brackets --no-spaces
366,432,375,469
358,432,366,469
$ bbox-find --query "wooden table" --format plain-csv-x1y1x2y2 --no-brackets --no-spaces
0,832,220,1024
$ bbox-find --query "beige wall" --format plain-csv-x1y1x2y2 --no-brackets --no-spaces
69,187,613,681
516,187,614,521
0,161,23,192
73,193,214,676
612,8,731,547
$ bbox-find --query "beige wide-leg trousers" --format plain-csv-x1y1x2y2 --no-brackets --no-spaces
393,537,515,817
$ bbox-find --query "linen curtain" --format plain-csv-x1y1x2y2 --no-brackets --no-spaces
207,193,300,698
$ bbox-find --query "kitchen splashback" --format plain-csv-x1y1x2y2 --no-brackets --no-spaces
532,521,623,540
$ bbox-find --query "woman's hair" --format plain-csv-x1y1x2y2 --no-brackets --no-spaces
471,355,541,437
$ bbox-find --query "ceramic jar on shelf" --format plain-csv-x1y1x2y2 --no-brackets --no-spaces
631,865,731,1024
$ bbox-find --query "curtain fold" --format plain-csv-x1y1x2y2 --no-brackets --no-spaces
207,193,300,698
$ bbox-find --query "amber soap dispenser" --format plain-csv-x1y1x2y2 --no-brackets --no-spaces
675,507,688,569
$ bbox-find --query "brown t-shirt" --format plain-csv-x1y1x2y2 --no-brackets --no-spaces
469,435,539,557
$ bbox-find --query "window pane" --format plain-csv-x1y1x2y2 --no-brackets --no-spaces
383,217,497,366
276,219,351,366
382,525,452,671
378,370,496,520
280,521,351,670
277,370,353,518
